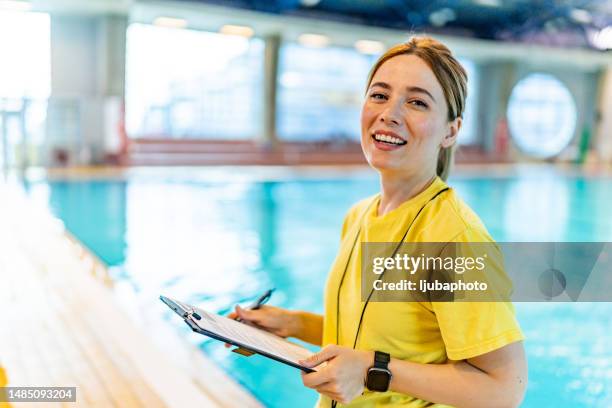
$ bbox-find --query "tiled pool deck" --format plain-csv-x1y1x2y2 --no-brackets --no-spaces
0,183,261,408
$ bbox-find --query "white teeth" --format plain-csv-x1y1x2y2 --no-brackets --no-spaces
373,133,405,145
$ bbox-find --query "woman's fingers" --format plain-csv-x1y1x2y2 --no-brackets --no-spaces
314,385,342,402
301,370,348,402
235,305,264,324
226,305,271,346
299,345,340,368
229,305,294,338
301,369,331,388
234,305,249,321
314,382,343,400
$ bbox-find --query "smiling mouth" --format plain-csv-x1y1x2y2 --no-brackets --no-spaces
371,132,407,146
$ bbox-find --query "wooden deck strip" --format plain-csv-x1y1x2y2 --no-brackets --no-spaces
51,297,139,407
2,211,162,408
35,256,141,408
1,218,89,408
0,255,29,388
3,251,46,387
49,282,163,408
0,282,23,392
0,184,262,408
0,197,160,408
0,232,64,408
42,299,108,407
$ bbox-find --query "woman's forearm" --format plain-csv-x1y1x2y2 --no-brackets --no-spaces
388,358,525,408
299,343,526,406
291,311,323,346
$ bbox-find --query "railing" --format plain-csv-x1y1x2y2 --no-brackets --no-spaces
1,96,125,171
0,97,49,172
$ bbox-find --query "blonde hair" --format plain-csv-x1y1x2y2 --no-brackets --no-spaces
366,36,467,181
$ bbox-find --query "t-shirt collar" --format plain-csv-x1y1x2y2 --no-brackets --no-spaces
369,176,448,220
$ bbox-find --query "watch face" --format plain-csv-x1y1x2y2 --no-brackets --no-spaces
366,368,391,392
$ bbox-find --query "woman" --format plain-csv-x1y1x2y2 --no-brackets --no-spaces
233,36,527,407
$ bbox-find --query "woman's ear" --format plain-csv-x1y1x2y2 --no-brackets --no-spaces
441,117,462,149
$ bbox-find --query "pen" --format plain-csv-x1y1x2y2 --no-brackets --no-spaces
247,288,275,310
236,288,275,322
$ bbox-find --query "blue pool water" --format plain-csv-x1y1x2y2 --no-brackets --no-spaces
25,169,612,407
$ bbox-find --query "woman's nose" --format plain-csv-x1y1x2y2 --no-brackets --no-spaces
379,103,402,126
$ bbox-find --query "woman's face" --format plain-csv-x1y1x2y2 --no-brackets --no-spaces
360,54,460,177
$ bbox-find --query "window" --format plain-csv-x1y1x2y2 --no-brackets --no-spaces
507,73,577,158
0,10,50,167
277,43,377,141
0,11,50,99
125,24,264,139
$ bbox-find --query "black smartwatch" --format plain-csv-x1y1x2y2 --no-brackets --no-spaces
366,351,392,392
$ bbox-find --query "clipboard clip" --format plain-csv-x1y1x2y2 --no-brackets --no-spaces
231,347,255,357
160,295,202,321
181,306,252,357
184,308,202,321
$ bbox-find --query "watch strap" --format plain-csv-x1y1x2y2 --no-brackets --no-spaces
373,350,390,369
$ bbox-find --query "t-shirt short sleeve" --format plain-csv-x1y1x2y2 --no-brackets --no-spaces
432,301,524,361
431,227,525,361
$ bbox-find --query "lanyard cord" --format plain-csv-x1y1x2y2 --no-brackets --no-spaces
352,187,449,349
331,187,450,408
335,186,449,346
333,199,377,345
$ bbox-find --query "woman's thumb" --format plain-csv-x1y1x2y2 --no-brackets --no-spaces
236,305,257,321
299,345,339,368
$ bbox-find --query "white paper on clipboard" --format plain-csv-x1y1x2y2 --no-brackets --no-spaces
161,295,316,370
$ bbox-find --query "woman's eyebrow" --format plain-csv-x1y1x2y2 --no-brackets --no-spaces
406,86,436,103
369,81,391,90
369,82,436,103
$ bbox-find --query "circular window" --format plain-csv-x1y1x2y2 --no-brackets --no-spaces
507,73,577,158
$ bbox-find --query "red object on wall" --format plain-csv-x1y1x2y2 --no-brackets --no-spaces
53,148,70,166
494,117,509,158
116,100,128,165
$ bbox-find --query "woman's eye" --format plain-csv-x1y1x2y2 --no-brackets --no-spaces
369,93,387,101
409,100,428,108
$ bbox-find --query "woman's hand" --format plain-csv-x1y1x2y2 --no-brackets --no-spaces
299,345,373,404
228,305,300,338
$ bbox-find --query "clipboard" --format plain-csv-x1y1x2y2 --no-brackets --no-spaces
160,295,317,373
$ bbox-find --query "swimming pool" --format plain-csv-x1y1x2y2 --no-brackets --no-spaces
25,168,612,407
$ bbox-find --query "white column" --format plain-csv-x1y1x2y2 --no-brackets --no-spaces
261,33,280,146
47,14,127,166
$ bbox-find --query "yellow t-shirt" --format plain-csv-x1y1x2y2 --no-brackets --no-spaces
318,177,524,408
